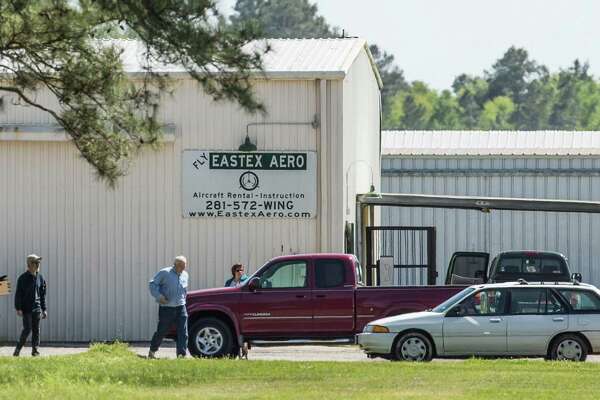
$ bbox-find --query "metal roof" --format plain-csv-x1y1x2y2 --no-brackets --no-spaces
113,38,381,85
382,131,600,156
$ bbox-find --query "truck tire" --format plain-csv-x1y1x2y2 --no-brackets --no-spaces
393,332,433,362
188,318,233,358
549,334,588,362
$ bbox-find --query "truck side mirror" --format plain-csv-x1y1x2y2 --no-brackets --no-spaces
571,273,582,283
248,277,260,292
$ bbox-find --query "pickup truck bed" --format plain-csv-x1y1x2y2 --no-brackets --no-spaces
355,286,465,330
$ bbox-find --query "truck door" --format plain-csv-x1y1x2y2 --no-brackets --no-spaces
312,259,355,333
445,252,489,285
239,260,313,335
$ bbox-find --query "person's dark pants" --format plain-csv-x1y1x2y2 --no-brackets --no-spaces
150,305,188,356
16,311,41,352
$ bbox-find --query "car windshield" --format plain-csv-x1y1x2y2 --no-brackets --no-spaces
432,287,476,313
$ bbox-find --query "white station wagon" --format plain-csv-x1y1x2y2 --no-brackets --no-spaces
357,281,600,361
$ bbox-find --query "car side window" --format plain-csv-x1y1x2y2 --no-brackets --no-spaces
510,288,543,314
558,289,600,312
259,261,307,289
315,260,345,288
546,290,567,314
457,289,507,316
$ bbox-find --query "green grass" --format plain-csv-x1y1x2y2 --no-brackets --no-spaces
0,343,598,399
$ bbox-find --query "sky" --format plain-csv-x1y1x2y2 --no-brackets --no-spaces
219,0,600,91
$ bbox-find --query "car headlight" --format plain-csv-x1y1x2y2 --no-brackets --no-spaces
372,325,390,333
364,324,390,333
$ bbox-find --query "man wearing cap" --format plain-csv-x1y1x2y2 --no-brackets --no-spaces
13,254,47,357
148,255,189,359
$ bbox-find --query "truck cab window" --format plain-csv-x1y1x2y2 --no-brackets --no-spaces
315,260,345,288
260,261,307,289
495,254,568,281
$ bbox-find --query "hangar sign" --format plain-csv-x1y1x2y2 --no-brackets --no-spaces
182,150,317,219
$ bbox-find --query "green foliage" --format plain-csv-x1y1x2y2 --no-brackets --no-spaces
452,75,489,129
3,344,600,399
385,81,436,130
430,90,462,130
230,0,337,39
369,44,409,119
385,47,600,131
230,0,413,130
485,46,546,104
550,60,596,130
515,73,557,130
0,0,265,186
480,96,515,130
230,0,600,131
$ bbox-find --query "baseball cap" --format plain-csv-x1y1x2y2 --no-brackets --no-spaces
27,254,42,263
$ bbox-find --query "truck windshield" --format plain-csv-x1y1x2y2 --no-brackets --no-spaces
432,287,476,313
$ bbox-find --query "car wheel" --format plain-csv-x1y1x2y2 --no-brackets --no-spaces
549,334,588,362
188,318,233,358
394,332,433,362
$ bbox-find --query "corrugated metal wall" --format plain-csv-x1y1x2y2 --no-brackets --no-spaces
343,50,382,229
0,76,356,342
381,156,600,287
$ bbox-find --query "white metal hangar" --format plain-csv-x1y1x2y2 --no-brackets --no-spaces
381,130,600,287
0,38,382,341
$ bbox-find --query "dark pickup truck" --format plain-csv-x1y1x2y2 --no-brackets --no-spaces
182,253,461,357
445,251,579,285
181,251,580,357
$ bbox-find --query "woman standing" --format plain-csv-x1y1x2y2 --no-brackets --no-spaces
225,264,249,287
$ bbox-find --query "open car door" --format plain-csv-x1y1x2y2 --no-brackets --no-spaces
445,252,490,285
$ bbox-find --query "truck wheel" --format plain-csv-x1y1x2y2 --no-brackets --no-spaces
393,332,433,362
549,334,588,362
188,318,233,358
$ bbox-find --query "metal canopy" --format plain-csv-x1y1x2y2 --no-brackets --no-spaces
357,193,600,214
354,192,600,270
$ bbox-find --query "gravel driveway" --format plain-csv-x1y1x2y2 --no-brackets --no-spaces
0,343,372,361
2,343,600,362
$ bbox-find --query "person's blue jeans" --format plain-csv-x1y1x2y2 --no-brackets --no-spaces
150,305,188,356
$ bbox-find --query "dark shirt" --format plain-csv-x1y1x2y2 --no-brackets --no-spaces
225,274,249,287
14,271,46,313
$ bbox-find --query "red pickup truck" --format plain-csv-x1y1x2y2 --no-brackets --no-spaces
181,253,462,357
